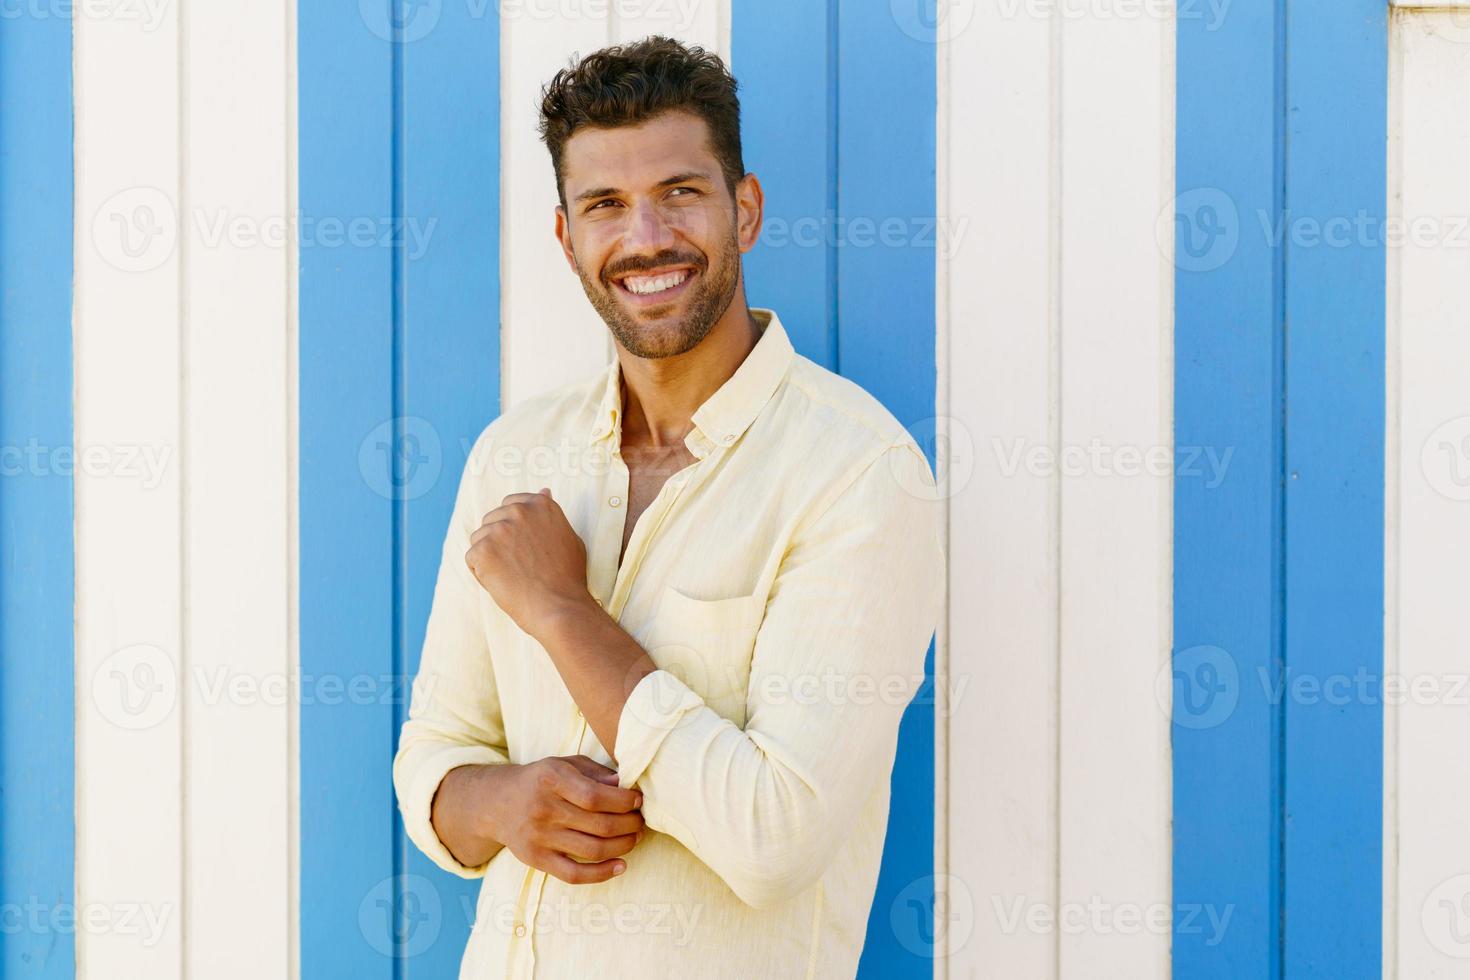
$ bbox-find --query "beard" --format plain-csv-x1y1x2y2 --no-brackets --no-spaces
574,230,742,360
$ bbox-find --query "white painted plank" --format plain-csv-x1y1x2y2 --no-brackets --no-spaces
180,1,294,976
500,5,615,409
941,3,1059,976
73,6,185,978
1385,16,1406,978
612,0,725,56
1388,14,1470,979
1056,8,1174,980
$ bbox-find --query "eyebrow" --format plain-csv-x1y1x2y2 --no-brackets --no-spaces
573,171,715,204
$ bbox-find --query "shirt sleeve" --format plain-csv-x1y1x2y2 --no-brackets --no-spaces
392,429,511,879
613,441,946,909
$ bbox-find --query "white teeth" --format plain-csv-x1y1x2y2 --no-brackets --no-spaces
622,270,690,295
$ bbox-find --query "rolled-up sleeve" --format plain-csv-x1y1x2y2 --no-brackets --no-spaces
614,441,946,909
392,429,511,878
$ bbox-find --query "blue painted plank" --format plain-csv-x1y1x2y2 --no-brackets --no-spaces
0,9,75,979
398,5,502,976
301,2,501,974
741,2,938,972
735,0,837,369
833,2,938,976
298,5,397,977
1281,1,1387,975
1172,3,1286,977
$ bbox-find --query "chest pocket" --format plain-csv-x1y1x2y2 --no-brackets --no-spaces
640,585,766,728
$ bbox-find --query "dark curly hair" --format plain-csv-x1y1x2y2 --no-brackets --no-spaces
538,36,745,206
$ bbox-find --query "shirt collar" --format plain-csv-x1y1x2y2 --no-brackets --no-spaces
588,309,795,455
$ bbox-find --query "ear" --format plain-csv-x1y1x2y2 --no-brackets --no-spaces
553,206,579,274
734,172,765,254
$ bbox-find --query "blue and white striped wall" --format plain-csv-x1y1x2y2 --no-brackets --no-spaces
4,1,1470,977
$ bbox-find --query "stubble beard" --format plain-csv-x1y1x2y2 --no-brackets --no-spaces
576,232,742,360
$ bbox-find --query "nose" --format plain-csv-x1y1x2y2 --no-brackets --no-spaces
623,196,677,253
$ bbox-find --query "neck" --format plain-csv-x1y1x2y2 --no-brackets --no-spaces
616,292,761,450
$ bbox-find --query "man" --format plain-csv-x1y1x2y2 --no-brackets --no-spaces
393,36,944,978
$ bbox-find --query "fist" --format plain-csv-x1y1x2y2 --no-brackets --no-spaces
494,755,645,884
466,489,592,636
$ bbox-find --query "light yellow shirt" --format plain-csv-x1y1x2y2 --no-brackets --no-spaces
394,309,946,979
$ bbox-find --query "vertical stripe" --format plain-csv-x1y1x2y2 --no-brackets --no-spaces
498,7,615,411
738,2,937,974
74,5,187,975
180,0,295,973
942,0,1059,975
300,1,501,975
0,10,74,978
298,4,395,977
1387,8,1470,976
1055,6,1173,978
1175,2,1388,975
73,4,298,976
833,3,937,976
735,0,837,368
1173,2,1286,975
399,6,503,978
1281,0,1387,973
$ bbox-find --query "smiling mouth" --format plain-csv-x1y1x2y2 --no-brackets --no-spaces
612,267,696,302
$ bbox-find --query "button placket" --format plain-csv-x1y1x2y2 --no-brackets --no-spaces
570,451,630,757
516,859,555,975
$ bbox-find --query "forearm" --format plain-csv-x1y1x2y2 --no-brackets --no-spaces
429,762,517,870
532,596,656,758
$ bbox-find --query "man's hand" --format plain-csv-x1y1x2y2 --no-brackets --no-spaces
464,487,657,763
432,756,645,884
466,489,595,638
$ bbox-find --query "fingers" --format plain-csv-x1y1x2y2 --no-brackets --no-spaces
546,827,642,863
468,522,501,549
470,493,558,546
551,767,643,814
556,800,645,840
518,757,645,885
533,850,628,886
561,754,622,786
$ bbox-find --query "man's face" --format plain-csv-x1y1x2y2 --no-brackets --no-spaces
555,110,762,359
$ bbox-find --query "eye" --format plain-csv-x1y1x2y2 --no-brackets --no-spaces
667,186,699,198
587,199,620,213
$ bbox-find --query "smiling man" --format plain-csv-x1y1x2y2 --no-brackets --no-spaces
393,37,945,978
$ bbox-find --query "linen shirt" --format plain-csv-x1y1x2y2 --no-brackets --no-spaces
393,309,946,979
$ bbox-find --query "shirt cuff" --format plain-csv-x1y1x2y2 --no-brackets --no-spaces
614,669,704,790
398,745,509,879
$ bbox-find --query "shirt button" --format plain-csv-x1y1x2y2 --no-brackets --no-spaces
514,924,526,938
609,496,623,507
721,433,735,444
